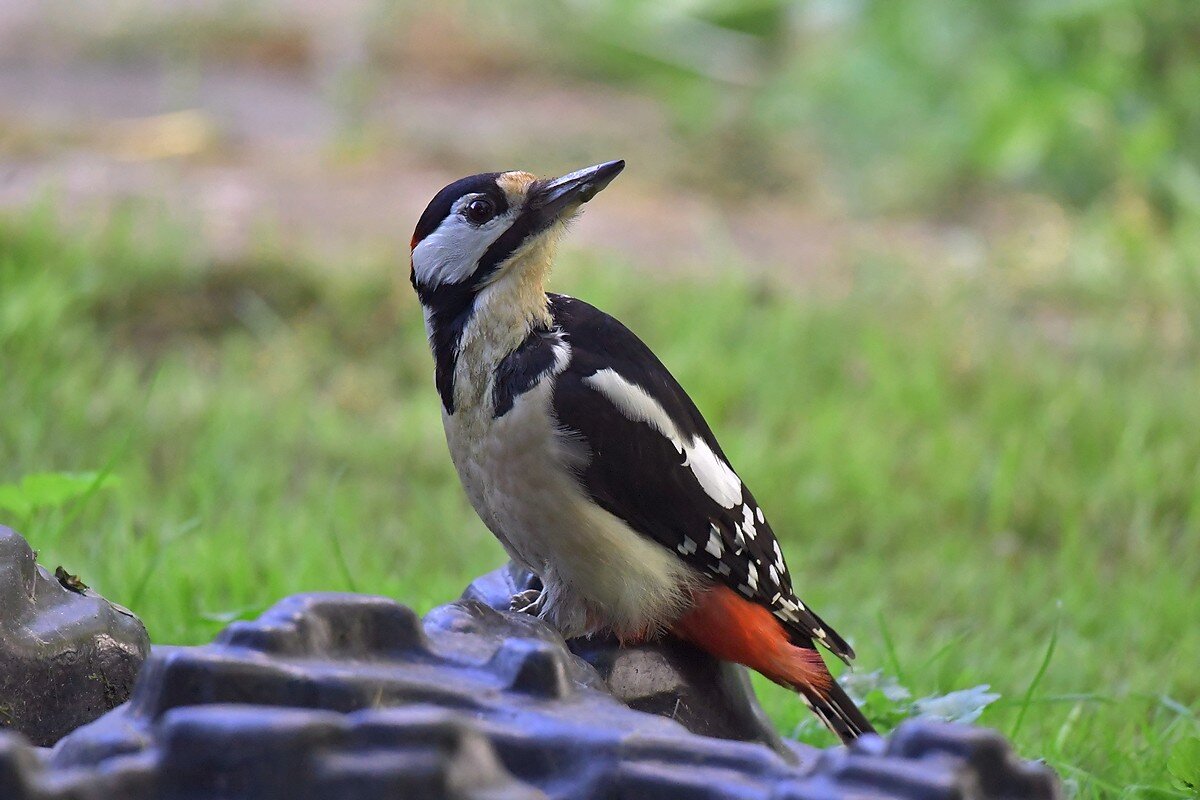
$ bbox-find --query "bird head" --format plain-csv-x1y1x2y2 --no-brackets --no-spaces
409,160,624,315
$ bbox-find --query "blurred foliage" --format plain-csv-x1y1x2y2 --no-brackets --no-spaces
1171,736,1200,795
497,0,1200,219
0,472,118,521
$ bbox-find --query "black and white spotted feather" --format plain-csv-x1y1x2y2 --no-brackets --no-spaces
506,294,857,662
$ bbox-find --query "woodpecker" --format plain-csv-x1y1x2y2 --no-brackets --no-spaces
409,160,875,742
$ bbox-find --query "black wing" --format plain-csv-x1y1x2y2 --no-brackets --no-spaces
547,294,854,661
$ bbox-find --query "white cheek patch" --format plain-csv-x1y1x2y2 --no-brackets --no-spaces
412,206,516,288
583,368,744,509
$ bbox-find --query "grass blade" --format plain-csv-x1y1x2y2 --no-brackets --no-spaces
1010,605,1060,741
877,610,906,684
324,467,358,593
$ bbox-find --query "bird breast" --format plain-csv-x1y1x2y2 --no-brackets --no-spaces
441,362,699,640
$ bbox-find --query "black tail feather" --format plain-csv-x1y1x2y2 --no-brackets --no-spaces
800,678,876,744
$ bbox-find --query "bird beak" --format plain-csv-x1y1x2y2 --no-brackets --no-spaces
529,160,625,223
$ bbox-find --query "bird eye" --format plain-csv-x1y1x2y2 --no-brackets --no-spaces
463,197,496,225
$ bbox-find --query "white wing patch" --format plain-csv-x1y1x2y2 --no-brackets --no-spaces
740,503,758,541
705,524,724,557
582,368,743,509
551,337,572,372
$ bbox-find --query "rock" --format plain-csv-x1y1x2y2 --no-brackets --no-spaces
0,582,1060,799
464,562,797,758
0,525,150,746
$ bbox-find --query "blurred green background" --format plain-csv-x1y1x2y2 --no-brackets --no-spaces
1,1,1198,795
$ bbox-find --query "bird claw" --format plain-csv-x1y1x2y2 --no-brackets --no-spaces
510,587,544,616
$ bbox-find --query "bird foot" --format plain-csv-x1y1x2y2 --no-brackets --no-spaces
510,587,544,616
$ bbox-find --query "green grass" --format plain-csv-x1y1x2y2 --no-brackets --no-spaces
2,206,1198,796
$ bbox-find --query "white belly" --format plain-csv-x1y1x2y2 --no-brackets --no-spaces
442,379,697,639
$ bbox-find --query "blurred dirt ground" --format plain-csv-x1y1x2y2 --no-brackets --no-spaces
0,0,991,287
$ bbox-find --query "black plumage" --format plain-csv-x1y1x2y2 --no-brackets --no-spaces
491,325,562,418
544,294,854,662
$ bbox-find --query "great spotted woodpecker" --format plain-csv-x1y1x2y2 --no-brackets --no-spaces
410,160,875,742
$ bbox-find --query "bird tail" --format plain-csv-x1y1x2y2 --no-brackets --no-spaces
672,583,875,744
796,675,876,744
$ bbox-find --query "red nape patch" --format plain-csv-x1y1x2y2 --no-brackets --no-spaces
410,232,421,250
671,584,831,693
